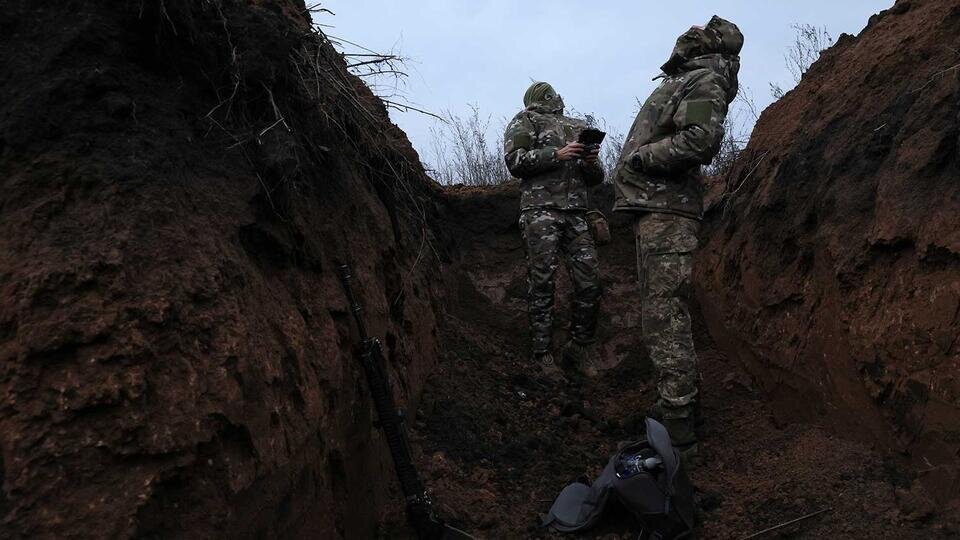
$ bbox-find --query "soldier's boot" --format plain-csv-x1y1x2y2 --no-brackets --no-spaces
661,414,701,470
560,340,599,380
693,397,705,429
651,401,702,469
651,399,704,426
534,352,565,385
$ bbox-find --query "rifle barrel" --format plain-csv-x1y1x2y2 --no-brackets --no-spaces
337,263,368,340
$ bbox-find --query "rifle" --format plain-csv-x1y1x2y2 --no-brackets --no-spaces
337,263,472,540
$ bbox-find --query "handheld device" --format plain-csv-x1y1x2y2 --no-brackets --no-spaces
577,128,606,146
577,128,606,168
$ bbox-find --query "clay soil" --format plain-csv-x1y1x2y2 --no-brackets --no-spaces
414,312,959,539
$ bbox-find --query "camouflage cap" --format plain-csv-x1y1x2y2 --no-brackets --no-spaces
523,82,565,113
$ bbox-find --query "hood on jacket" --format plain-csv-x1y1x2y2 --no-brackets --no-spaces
523,81,565,114
661,15,743,76
681,54,741,102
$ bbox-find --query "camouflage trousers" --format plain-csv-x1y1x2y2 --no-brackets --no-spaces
520,209,602,354
635,212,700,419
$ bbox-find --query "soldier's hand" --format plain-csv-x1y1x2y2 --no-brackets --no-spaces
583,145,601,164
556,142,585,161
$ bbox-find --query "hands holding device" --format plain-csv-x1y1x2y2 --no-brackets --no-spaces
557,142,587,161
556,128,606,164
579,128,606,165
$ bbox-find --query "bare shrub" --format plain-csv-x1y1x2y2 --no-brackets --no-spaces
325,32,446,121
426,105,511,186
771,23,834,99
704,87,759,177
600,130,626,180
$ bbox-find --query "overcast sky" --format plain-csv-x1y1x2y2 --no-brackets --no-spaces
318,1,892,166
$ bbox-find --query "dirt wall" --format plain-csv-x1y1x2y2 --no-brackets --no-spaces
696,0,960,503
438,182,643,374
0,1,443,537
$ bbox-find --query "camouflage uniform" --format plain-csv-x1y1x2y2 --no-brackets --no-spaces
635,214,700,417
612,17,743,437
505,82,604,355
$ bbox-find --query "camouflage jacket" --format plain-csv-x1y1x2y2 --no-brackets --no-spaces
504,109,604,212
613,17,743,219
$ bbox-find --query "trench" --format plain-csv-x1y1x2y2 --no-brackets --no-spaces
3,0,959,538
385,183,958,539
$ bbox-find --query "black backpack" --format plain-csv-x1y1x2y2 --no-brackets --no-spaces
542,418,696,539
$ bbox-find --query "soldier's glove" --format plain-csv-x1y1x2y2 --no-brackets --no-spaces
629,151,645,172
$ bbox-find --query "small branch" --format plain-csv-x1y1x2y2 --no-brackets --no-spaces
928,62,960,78
303,3,334,16
258,118,286,139
911,63,960,94
347,56,400,69
261,83,291,133
226,136,251,150
256,173,277,211
728,150,770,198
740,508,832,540
205,80,240,120
343,53,399,58
324,33,389,57
158,0,177,35
382,100,447,122
355,70,408,78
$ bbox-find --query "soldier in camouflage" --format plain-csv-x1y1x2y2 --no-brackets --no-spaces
612,16,744,454
504,82,604,381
